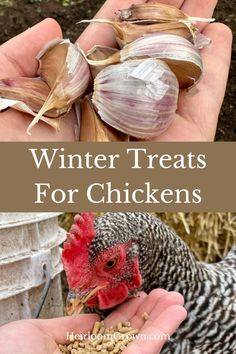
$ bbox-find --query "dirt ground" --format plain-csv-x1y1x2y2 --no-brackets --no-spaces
0,0,235,140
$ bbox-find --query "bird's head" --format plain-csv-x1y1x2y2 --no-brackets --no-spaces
62,213,142,310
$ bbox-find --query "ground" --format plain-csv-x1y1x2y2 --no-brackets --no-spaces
0,0,235,140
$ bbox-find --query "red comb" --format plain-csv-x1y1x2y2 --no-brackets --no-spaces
62,212,96,289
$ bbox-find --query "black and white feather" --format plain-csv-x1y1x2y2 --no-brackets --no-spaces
91,212,236,354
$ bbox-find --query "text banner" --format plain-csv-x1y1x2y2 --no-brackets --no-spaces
0,142,235,211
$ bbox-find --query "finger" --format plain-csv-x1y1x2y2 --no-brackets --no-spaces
200,23,232,104
104,292,147,327
123,305,187,354
147,0,185,8
142,292,185,330
0,18,62,78
178,22,232,140
130,289,168,330
181,0,217,31
77,0,145,52
34,314,99,344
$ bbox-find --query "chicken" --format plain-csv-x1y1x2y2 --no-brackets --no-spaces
62,212,236,354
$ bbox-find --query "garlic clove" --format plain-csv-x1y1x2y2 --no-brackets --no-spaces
88,33,203,89
81,1,214,48
79,96,128,141
117,3,197,46
26,38,90,134
87,45,119,79
92,59,179,139
117,3,214,24
116,3,214,46
80,19,194,48
117,3,186,22
116,21,194,48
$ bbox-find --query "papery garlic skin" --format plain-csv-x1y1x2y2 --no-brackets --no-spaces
121,33,203,88
121,33,202,67
92,59,179,139
87,45,119,79
80,96,128,141
0,77,50,114
59,40,90,104
0,98,60,129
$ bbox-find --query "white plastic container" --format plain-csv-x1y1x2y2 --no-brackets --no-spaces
0,213,66,325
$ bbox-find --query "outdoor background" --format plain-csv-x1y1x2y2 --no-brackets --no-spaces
0,0,235,140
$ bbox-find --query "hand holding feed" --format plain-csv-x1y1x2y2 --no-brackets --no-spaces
0,291,186,354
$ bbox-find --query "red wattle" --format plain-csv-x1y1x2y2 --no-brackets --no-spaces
87,297,98,307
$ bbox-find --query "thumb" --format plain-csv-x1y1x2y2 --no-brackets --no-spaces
0,18,62,78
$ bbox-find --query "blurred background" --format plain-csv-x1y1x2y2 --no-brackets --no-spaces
0,0,235,140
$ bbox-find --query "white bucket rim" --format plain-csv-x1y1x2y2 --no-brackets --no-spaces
0,213,63,229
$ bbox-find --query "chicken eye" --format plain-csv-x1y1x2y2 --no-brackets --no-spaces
105,257,118,269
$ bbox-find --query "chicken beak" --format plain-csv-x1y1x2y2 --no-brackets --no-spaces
66,285,105,316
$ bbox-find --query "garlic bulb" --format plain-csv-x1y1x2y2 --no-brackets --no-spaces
88,33,203,89
92,59,179,139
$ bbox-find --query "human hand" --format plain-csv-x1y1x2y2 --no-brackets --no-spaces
78,0,232,141
0,290,186,354
0,1,232,141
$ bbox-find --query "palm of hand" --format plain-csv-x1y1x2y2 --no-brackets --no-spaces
0,320,61,354
0,314,98,354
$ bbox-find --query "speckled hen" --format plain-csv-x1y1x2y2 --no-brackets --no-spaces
62,212,236,354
